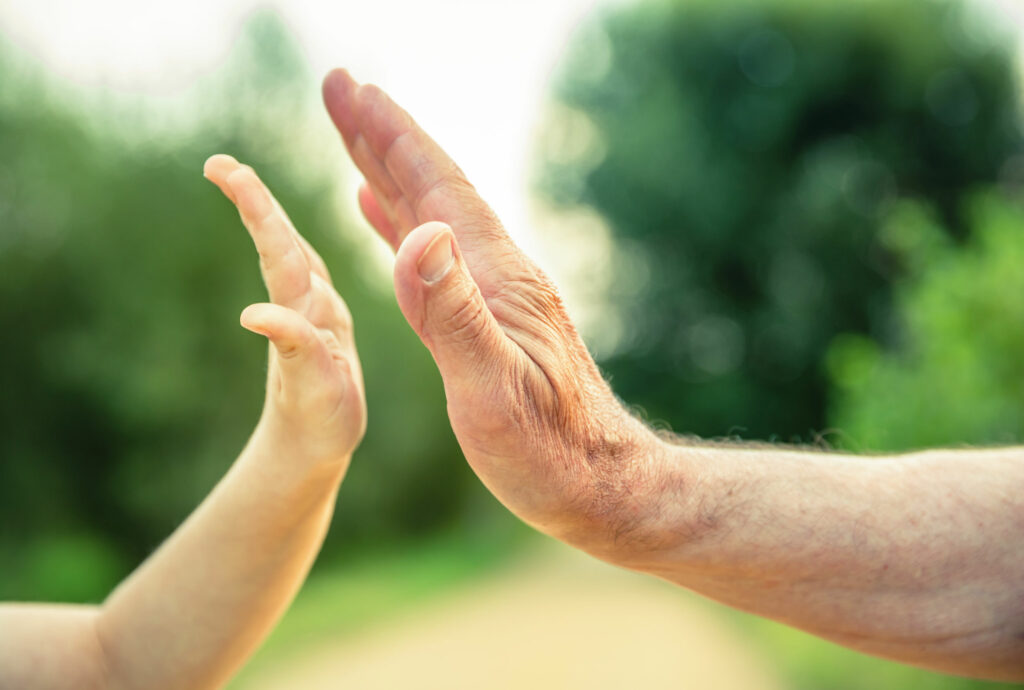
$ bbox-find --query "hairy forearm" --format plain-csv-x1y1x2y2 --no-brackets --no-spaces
95,425,344,690
607,439,1024,680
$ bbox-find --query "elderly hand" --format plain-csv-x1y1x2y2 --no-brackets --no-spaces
321,70,678,559
315,69,1024,683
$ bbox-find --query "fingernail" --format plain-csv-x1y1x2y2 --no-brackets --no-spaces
239,309,267,336
417,230,454,283
203,153,238,179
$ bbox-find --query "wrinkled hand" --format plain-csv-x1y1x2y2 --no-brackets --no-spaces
321,70,667,555
205,155,366,469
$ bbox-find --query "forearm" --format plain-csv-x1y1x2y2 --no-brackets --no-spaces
96,422,344,690
0,604,106,690
0,155,361,690
318,67,1021,682
610,439,1024,680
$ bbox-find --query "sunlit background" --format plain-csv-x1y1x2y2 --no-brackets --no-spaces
3,0,1024,688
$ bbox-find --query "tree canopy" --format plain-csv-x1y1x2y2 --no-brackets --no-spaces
541,0,1023,441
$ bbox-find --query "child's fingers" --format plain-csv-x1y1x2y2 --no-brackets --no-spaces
203,154,240,202
225,167,313,309
205,154,334,297
206,155,311,306
240,303,345,395
263,192,333,283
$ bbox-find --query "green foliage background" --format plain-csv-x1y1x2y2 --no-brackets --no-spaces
829,192,1024,452
542,0,1024,443
3,2,1024,688
0,14,503,604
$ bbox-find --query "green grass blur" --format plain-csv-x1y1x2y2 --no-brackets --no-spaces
734,610,1022,690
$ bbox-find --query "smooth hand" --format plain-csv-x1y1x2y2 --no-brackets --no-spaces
205,155,367,470
321,71,670,557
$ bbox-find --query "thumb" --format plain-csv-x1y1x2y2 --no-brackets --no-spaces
394,221,509,387
240,303,337,393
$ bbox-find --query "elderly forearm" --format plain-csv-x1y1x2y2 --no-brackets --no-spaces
95,429,344,690
320,69,1023,683
610,440,1024,681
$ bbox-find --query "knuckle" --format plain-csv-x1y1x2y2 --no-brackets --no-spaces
258,240,296,271
275,340,304,360
249,198,278,229
274,337,305,360
266,256,311,289
275,329,314,361
416,167,477,214
439,295,488,344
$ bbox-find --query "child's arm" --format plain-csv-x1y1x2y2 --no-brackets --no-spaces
0,155,366,690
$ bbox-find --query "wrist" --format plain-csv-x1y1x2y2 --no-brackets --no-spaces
556,413,698,570
607,433,704,571
259,401,353,460
244,413,351,488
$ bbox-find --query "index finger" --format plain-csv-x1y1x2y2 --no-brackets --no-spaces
204,155,312,310
204,154,332,285
321,70,507,255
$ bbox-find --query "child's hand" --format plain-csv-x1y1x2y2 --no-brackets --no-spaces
204,155,366,469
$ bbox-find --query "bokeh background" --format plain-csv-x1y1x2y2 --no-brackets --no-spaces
2,0,1024,687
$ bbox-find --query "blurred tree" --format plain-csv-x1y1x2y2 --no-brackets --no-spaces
828,191,1024,452
539,0,1023,440
0,12,477,602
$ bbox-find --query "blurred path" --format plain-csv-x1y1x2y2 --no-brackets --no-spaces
243,542,786,690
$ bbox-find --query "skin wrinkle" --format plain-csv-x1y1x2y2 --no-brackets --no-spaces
558,398,653,535
357,85,411,155
624,447,743,569
386,133,464,216
446,350,527,449
321,70,1024,680
489,293,560,345
462,322,637,536
495,343,562,419
438,292,490,347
